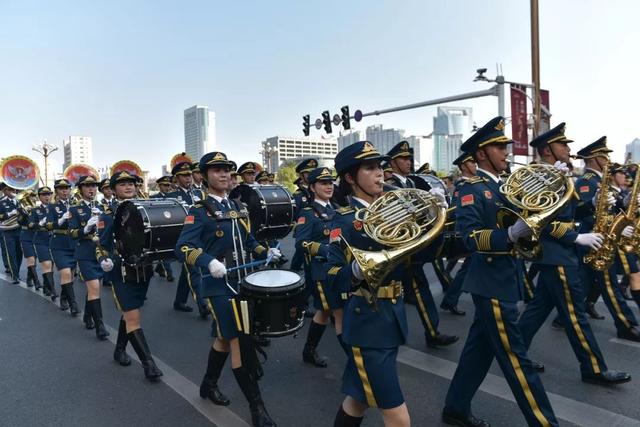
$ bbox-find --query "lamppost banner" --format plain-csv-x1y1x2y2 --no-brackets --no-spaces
510,84,528,156
540,89,551,133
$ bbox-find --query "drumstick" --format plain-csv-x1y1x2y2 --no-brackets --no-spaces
240,300,250,334
265,242,280,266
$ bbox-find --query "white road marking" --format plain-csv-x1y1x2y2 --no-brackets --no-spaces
609,337,640,349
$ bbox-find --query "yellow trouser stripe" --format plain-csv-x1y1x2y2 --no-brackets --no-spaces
316,281,329,311
491,299,551,427
523,272,534,299
206,298,223,338
110,284,123,312
557,266,600,374
230,298,243,331
618,249,631,275
185,263,198,301
3,235,14,277
603,270,631,328
352,346,377,408
413,279,436,338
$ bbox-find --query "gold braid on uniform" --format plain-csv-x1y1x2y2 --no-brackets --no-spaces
549,221,573,239
181,245,203,267
471,229,493,251
302,241,321,257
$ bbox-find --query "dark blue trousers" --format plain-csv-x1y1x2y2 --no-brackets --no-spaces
519,265,607,375
174,263,205,308
441,257,469,308
409,264,439,339
2,229,23,280
445,295,558,427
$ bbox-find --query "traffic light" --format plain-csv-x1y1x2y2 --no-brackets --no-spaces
322,110,332,134
341,105,350,130
302,114,310,136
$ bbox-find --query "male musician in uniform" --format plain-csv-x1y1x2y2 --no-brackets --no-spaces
415,162,437,176
192,162,205,192
439,151,476,316
151,175,175,282
99,179,116,210
255,171,270,184
237,162,257,185
385,141,458,348
0,183,10,274
168,161,208,317
0,183,23,283
575,138,640,342
176,151,281,427
97,170,163,380
517,123,631,385
443,117,558,427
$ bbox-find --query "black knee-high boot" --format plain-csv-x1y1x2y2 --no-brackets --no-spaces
28,266,41,289
45,272,58,301
631,290,640,309
62,282,79,315
303,321,328,367
58,282,70,311
113,317,131,366
26,266,34,287
200,347,230,405
42,273,51,296
83,296,95,329
88,299,109,340
127,329,163,380
232,366,276,427
333,405,364,427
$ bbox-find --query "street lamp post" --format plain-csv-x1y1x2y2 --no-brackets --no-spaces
32,139,58,187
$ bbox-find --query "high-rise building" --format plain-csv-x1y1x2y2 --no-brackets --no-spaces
625,138,640,162
337,130,364,151
405,135,434,169
184,105,216,161
432,107,473,173
261,135,338,172
365,124,406,155
63,136,93,170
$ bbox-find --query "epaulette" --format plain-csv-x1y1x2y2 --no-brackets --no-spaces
582,172,595,180
461,177,487,186
303,206,312,211
336,206,354,215
193,201,205,209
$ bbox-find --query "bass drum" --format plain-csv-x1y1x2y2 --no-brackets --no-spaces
229,184,295,241
114,199,188,266
410,173,446,193
240,269,306,337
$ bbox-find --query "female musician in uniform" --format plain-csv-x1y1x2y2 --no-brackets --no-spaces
327,141,413,427
18,190,41,289
30,187,54,295
97,171,163,380
68,176,108,340
47,179,77,308
175,151,281,427
295,167,345,367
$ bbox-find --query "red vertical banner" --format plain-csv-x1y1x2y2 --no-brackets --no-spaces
540,89,551,133
510,84,529,155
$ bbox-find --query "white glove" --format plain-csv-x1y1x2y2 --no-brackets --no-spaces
57,211,71,226
508,218,533,242
575,233,603,250
592,190,615,207
208,259,227,278
91,207,101,215
83,215,99,233
7,209,17,217
100,258,114,272
267,248,282,260
552,160,570,174
351,261,364,281
429,188,448,208
622,225,635,238
38,217,47,226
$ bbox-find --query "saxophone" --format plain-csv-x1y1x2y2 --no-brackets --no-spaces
618,164,640,254
584,161,617,271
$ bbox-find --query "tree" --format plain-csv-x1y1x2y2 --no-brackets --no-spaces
276,163,298,193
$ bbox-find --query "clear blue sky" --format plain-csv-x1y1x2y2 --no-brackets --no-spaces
1,0,638,176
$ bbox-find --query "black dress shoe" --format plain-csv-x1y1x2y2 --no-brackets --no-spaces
12,278,20,285
586,302,605,320
441,303,466,316
531,361,545,372
582,370,631,385
426,333,459,348
173,302,193,312
617,326,640,342
166,275,175,282
442,407,490,427
198,304,210,319
551,318,564,330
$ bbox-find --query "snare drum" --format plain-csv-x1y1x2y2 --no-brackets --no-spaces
240,269,305,337
114,199,188,265
229,184,295,241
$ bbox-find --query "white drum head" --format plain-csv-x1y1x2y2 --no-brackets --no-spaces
245,270,301,288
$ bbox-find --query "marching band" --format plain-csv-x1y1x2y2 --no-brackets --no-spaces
3,119,640,427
